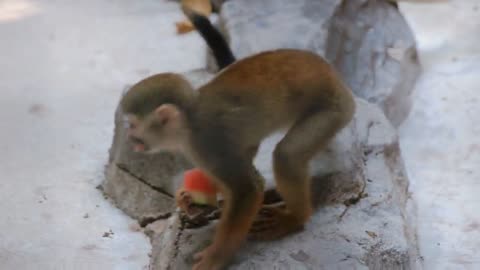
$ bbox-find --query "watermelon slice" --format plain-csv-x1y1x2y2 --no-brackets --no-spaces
183,168,217,206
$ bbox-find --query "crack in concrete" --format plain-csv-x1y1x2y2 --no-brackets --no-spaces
139,212,172,227
168,219,185,270
338,127,369,221
116,163,174,199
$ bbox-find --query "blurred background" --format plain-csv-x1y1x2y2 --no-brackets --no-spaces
0,0,478,269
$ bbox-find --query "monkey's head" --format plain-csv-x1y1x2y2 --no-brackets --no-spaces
120,73,195,154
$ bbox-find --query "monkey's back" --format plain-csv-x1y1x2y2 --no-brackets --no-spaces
194,49,353,142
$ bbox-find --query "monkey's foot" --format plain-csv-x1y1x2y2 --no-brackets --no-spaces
175,21,195,34
193,245,229,270
249,204,305,241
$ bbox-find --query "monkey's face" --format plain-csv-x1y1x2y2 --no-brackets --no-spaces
125,104,187,154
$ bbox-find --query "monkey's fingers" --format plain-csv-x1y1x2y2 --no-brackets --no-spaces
258,202,286,216
249,207,304,241
176,189,193,211
176,190,206,217
249,217,278,233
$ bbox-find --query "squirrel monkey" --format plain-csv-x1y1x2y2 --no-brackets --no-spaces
121,10,355,270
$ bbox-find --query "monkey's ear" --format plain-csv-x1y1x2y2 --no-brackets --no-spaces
155,104,180,126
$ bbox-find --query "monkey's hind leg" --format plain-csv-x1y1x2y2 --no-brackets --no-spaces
250,109,351,241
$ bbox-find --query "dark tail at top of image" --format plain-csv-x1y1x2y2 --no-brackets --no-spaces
182,6,236,70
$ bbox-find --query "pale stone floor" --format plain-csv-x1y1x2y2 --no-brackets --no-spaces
0,0,478,269
399,1,480,269
0,0,206,269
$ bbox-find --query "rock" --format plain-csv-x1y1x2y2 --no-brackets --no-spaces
149,99,420,270
218,0,420,126
144,219,169,239
102,1,421,268
326,0,420,127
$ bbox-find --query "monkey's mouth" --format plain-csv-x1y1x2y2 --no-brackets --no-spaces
130,136,148,152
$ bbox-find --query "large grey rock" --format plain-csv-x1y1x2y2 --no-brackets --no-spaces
216,0,420,126
102,1,421,268
150,99,420,270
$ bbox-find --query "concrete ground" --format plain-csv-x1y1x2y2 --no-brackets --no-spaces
399,1,480,269
0,0,206,269
0,0,478,270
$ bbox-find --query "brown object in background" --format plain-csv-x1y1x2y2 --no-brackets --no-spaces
176,0,212,34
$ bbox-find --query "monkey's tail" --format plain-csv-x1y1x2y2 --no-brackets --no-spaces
182,5,236,70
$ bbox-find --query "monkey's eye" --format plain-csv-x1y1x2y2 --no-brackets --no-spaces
122,119,136,129
122,116,137,129
122,118,130,129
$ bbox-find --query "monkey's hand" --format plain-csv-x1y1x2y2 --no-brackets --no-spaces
175,188,205,216
249,203,306,241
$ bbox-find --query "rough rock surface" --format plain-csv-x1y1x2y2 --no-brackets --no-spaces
216,0,420,126
149,98,420,270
